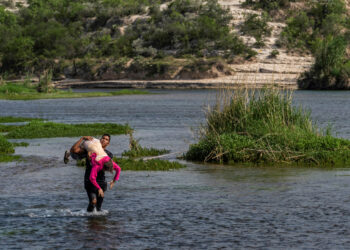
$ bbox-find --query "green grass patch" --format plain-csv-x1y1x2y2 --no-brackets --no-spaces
114,157,186,171
185,88,350,166
11,142,29,147
0,83,151,100
0,154,21,162
123,131,170,158
0,134,21,162
5,121,131,139
76,156,186,171
0,124,19,133
0,116,44,123
0,135,14,154
122,147,170,158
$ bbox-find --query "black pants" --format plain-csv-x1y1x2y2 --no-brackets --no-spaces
85,181,107,212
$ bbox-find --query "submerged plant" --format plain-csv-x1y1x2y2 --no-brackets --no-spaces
186,88,350,166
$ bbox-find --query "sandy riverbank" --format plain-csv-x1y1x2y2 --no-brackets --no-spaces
54,75,299,89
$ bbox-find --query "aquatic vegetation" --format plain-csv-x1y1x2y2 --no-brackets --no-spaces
122,147,170,158
185,88,350,166
5,121,131,139
0,135,14,154
122,131,170,158
0,82,151,100
0,134,21,162
0,124,19,132
114,158,186,171
0,154,21,162
76,156,185,171
11,142,29,147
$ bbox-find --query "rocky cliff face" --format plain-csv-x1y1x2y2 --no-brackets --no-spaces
217,0,314,88
1,0,316,88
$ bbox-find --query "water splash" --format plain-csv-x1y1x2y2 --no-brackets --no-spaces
8,208,109,218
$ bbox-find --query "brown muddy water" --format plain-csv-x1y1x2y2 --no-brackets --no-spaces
0,89,350,249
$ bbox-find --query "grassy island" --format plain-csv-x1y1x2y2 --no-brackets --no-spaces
114,158,185,171
0,117,131,161
114,132,184,171
4,121,131,139
0,82,150,100
122,131,170,158
185,88,350,166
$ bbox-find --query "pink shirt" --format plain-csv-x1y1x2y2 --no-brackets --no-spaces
89,153,121,190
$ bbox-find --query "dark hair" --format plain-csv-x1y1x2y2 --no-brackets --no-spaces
102,134,111,141
103,159,113,172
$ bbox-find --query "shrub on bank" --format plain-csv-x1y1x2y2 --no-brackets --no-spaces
298,35,350,90
240,13,271,48
185,88,350,166
242,0,293,12
279,0,348,52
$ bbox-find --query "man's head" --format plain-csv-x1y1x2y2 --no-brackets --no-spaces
100,134,111,149
103,159,114,173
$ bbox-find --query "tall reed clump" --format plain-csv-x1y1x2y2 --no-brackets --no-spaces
185,88,350,166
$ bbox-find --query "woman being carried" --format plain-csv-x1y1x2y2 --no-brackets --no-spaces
82,137,121,197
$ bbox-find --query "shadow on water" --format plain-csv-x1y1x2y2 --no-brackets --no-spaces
86,216,108,231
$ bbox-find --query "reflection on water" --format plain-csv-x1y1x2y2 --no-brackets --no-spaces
0,89,350,249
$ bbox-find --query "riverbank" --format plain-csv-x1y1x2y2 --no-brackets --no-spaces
53,76,299,90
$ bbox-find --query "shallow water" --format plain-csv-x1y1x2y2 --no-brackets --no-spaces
0,89,350,249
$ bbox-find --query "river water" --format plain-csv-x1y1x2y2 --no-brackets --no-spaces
0,89,350,249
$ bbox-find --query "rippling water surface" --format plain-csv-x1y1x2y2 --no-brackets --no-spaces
0,89,350,249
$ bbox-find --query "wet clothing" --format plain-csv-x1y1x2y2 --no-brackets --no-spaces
71,149,113,212
89,153,121,190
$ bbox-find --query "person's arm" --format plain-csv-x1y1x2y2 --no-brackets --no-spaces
109,161,121,189
70,136,93,155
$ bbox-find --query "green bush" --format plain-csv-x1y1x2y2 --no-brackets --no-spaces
240,13,271,47
242,0,293,12
279,0,348,52
298,35,350,89
269,49,279,58
279,12,313,50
